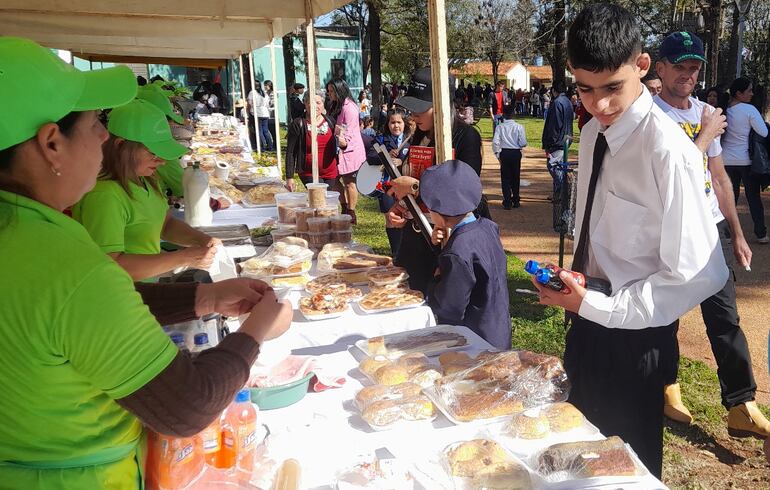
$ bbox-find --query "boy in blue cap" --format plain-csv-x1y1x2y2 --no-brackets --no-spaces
420,160,511,350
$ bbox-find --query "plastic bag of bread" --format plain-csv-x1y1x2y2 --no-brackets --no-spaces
240,238,312,278
361,394,436,430
358,353,437,386
424,350,570,423
209,175,243,203
442,439,532,490
533,436,645,482
316,242,391,275
364,328,470,359
354,382,423,411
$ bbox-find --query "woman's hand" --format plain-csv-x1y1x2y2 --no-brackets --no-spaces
286,179,296,192
195,278,273,317
184,245,217,270
386,176,419,200
241,290,293,343
201,236,222,249
338,135,348,148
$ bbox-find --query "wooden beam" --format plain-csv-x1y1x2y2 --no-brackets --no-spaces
426,0,452,163
269,31,283,166
248,51,262,155
305,0,319,184
74,52,227,69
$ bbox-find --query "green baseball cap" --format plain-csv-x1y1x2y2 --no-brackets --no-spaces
107,99,188,160
0,36,137,151
137,85,183,123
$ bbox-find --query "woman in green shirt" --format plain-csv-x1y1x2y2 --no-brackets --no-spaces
73,99,221,281
0,37,292,489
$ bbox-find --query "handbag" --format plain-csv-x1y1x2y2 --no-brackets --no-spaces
749,125,770,189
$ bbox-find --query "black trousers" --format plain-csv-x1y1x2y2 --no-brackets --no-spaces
725,165,766,238
667,219,757,408
499,149,522,205
394,219,438,295
564,318,679,479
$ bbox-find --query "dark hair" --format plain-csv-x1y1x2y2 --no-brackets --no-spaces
253,80,264,97
293,83,305,90
385,108,410,136
705,86,728,112
729,77,752,98
751,85,767,113
137,76,147,86
552,80,566,93
0,111,85,200
264,80,273,91
325,78,354,117
567,3,641,73
503,105,516,119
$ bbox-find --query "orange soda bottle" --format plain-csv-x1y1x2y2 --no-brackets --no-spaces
149,432,205,489
199,418,221,466
215,389,258,473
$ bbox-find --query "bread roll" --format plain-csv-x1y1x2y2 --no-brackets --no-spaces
354,382,422,410
507,409,551,439
361,395,434,428
409,367,443,388
374,364,409,385
359,356,389,377
543,402,584,432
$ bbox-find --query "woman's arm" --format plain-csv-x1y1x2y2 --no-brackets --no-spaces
748,106,769,137
110,246,216,281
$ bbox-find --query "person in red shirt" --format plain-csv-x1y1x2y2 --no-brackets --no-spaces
285,93,339,190
488,80,509,132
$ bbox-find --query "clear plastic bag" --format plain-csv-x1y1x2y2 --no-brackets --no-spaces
316,243,390,274
441,439,533,490
359,394,436,430
240,180,288,207
532,436,646,483
359,327,471,359
423,350,570,424
240,238,313,278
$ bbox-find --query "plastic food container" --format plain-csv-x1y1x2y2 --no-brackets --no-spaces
307,231,332,248
331,229,353,243
330,214,353,231
315,205,339,218
326,191,340,208
296,231,310,242
307,217,331,232
249,372,314,410
275,192,308,224
294,207,316,232
306,183,328,208
271,227,295,242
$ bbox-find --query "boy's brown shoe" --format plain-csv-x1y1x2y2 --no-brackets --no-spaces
728,402,770,439
663,383,693,425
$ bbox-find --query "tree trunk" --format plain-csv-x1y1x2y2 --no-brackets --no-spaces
552,0,566,87
282,33,297,118
368,0,383,110
725,2,740,83
706,0,723,88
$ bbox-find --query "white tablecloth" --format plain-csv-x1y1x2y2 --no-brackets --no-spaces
257,327,669,490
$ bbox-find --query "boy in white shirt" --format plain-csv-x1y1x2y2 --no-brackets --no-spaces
533,3,728,478
654,31,770,439
492,105,527,209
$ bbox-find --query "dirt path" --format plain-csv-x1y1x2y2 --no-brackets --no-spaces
481,142,770,398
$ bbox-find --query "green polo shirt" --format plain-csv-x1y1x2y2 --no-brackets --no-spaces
0,190,178,489
156,159,184,198
72,178,168,255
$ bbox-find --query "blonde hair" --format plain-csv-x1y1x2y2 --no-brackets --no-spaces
100,136,161,198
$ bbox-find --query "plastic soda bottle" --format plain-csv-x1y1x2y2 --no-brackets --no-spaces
524,260,612,295
199,418,221,466
191,333,211,354
216,389,258,473
148,432,204,490
169,332,189,354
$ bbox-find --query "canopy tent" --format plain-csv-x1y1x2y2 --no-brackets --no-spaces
0,0,350,59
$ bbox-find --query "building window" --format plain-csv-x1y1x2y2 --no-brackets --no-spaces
330,59,346,81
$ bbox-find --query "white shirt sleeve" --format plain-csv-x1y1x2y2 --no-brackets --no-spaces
748,105,769,137
517,125,528,148
578,147,728,329
492,128,502,157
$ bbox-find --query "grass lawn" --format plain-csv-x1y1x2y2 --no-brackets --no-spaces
474,115,580,159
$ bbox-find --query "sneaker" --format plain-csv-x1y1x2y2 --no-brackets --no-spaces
758,235,769,244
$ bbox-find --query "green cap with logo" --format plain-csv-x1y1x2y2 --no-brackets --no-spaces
137,84,183,124
0,36,138,151
108,99,188,160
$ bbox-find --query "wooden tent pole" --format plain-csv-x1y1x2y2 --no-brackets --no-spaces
305,0,319,184
427,0,452,163
270,30,282,165
249,51,262,155
230,59,236,117
238,55,250,150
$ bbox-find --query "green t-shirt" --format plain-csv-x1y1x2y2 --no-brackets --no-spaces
72,178,169,255
0,190,178,489
156,159,184,198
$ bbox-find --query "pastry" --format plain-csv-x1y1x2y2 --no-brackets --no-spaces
409,367,443,388
361,395,434,428
542,402,584,432
336,270,371,285
445,440,531,489
209,176,243,203
298,293,348,316
270,275,309,288
366,266,409,286
244,183,286,205
359,289,425,312
439,352,472,366
366,336,387,356
507,409,551,439
308,283,362,302
355,382,422,410
395,352,430,375
333,252,392,270
450,389,524,422
305,273,351,293
373,364,409,385
359,356,390,378
368,330,468,357
537,436,637,478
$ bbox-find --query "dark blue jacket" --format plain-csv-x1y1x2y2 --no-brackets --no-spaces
427,218,511,350
365,132,410,166
541,93,574,153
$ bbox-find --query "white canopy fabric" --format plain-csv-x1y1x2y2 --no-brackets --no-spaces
0,0,351,59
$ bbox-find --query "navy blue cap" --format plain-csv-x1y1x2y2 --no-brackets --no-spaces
659,32,706,64
395,67,456,114
420,160,481,216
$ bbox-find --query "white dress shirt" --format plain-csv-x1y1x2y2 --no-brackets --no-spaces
575,85,728,330
492,119,528,156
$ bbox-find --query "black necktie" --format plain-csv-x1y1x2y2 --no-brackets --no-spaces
572,132,608,274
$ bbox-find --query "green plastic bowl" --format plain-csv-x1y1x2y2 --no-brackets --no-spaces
249,372,314,410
